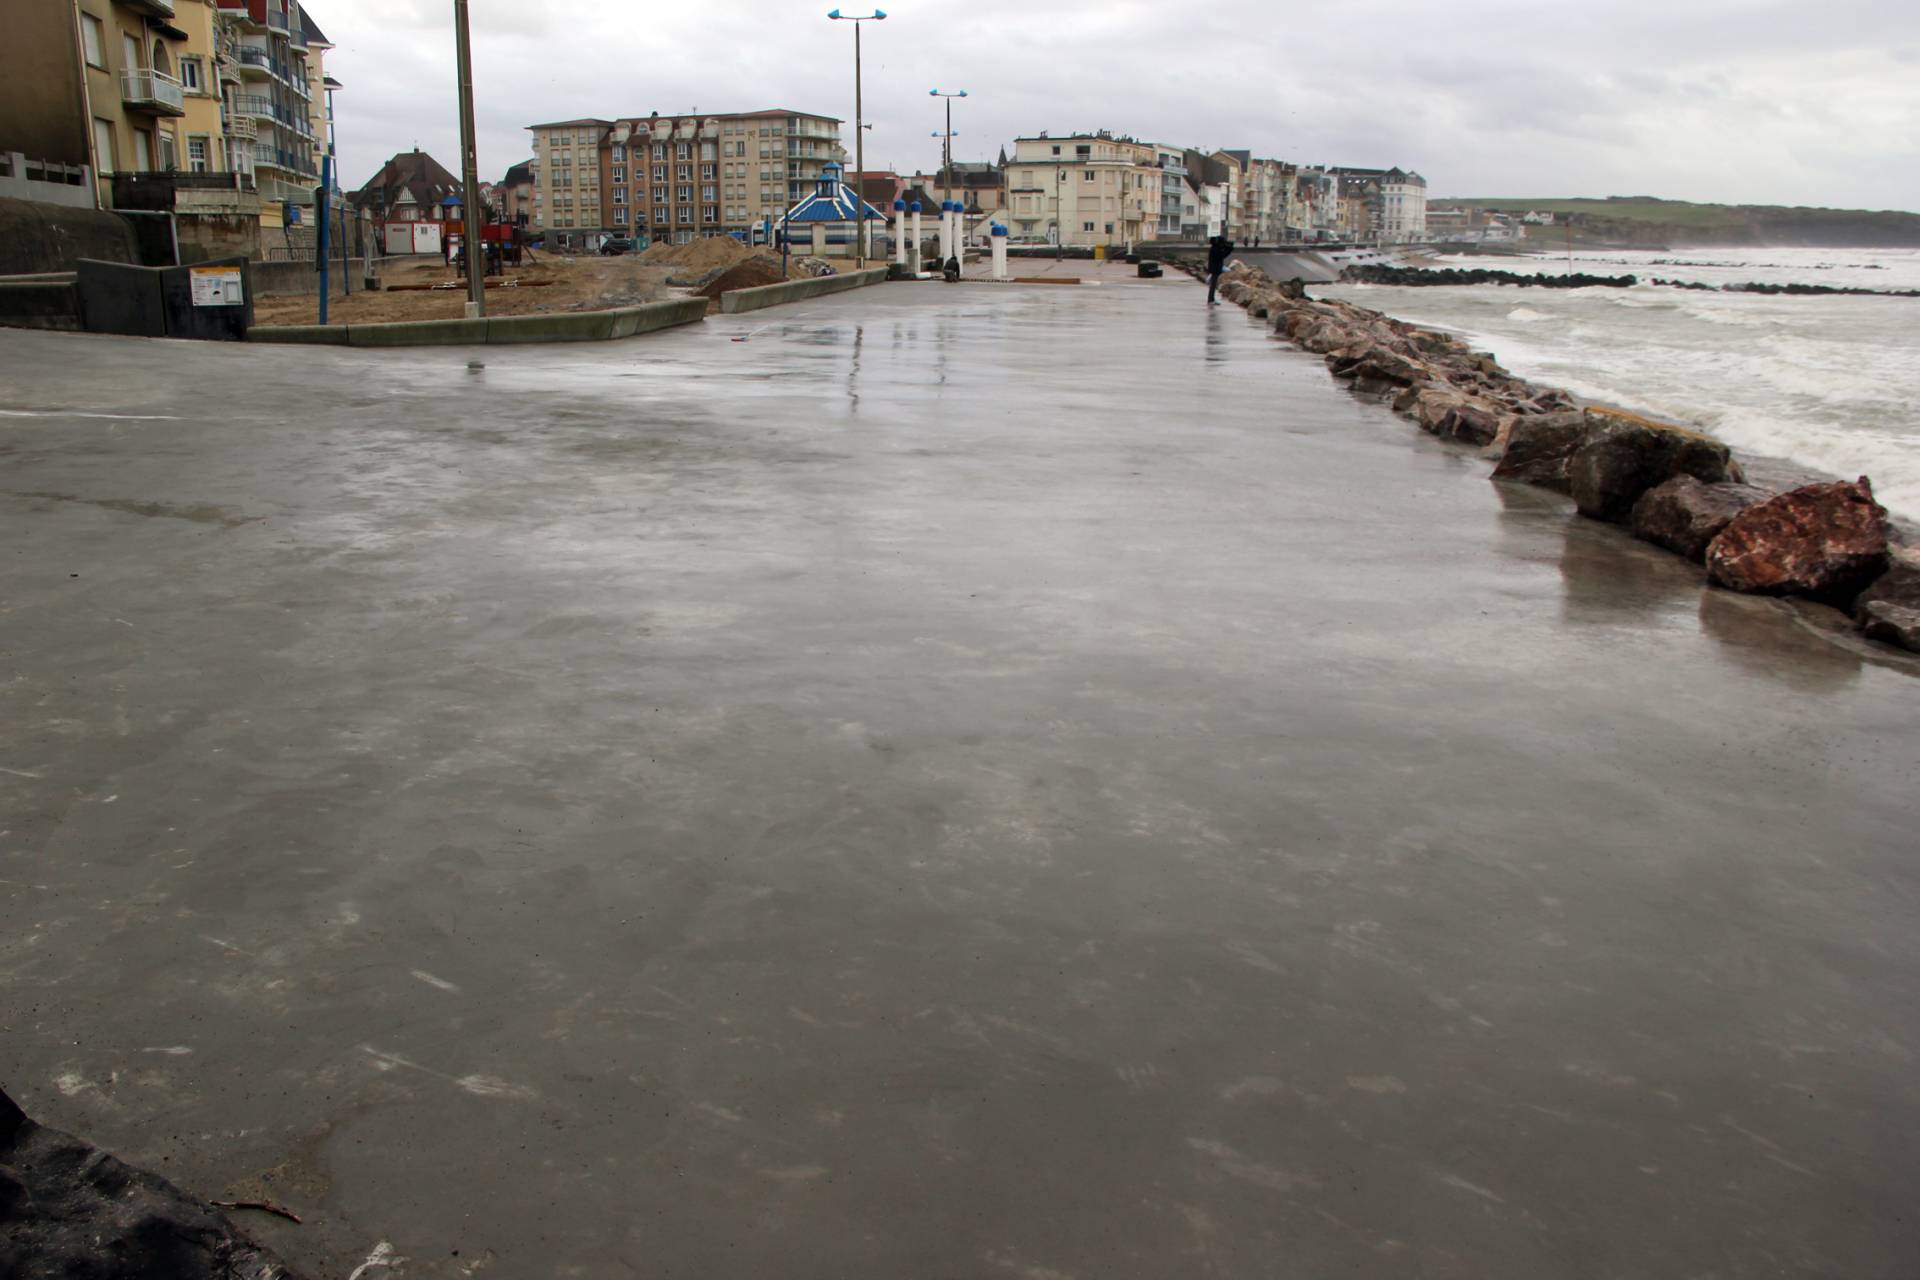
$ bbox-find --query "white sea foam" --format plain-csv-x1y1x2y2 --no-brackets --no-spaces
1323,247,1920,520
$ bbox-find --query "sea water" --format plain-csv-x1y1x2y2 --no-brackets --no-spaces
1317,247,1920,520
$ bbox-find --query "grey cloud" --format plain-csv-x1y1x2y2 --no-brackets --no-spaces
314,0,1920,210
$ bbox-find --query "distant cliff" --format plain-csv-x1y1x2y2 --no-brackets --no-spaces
1436,197,1920,249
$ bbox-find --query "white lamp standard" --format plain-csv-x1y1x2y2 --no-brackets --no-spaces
827,9,887,267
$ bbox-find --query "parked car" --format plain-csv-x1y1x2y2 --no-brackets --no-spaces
598,237,635,256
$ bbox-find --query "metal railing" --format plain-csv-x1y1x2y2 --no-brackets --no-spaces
121,69,185,112
230,93,274,117
224,115,257,140
236,47,270,70
266,7,289,30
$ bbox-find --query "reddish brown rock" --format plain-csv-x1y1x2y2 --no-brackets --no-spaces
1705,477,1891,603
1629,475,1774,562
1436,399,1507,447
1853,561,1920,651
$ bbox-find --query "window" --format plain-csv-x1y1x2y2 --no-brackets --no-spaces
611,144,624,161
655,206,668,223
611,167,624,183
676,164,690,181
1051,145,1060,156
701,185,715,201
677,186,691,201
1105,223,1114,234
613,207,627,224
1083,221,1094,232
123,33,140,73
81,14,105,66
1083,171,1095,182
676,143,691,160
578,129,594,143
132,129,152,171
613,187,625,202
92,117,115,173
677,207,692,224
701,164,715,180
187,135,209,172
703,206,717,223
180,57,203,91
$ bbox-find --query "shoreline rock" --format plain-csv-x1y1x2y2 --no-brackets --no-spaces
1194,258,1920,663
1705,478,1892,605
0,1086,304,1280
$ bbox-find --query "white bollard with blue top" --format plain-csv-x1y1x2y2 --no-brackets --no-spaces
909,201,923,274
893,199,907,267
991,223,1008,280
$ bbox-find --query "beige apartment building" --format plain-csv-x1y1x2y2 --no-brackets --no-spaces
527,108,844,249
0,0,331,235
1005,132,1160,248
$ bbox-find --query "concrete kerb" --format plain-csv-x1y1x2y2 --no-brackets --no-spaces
247,297,708,347
719,267,891,315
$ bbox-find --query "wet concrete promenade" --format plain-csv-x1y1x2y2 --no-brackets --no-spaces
2,279,1918,1277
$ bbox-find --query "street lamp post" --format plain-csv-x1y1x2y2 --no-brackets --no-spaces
828,9,886,268
453,0,484,317
928,88,966,214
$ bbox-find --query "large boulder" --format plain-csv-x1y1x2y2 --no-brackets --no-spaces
1568,410,1735,523
1855,560,1920,652
1705,477,1892,603
1435,399,1509,447
0,1087,303,1279
1489,410,1592,493
1629,475,1774,562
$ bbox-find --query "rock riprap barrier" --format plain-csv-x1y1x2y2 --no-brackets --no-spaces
1,1086,305,1279
1201,260,1917,657
1339,265,1639,288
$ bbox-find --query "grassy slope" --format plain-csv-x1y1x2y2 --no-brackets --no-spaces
1429,198,1920,245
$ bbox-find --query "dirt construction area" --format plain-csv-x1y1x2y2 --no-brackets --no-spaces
253,237,836,326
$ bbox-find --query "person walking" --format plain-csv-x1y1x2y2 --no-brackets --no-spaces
1205,231,1234,306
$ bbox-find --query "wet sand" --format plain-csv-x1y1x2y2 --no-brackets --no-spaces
2,279,1917,1277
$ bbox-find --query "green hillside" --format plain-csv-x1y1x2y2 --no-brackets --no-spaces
1430,197,1920,247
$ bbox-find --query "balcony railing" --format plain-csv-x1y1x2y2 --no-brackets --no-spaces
266,7,289,30
121,69,186,115
223,115,257,140
236,46,271,72
231,93,274,118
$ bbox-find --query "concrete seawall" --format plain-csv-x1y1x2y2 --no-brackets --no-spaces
719,267,890,314
249,297,708,347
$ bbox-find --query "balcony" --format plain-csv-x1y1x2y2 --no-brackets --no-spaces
123,0,175,15
236,46,271,75
121,69,186,116
266,6,289,30
223,115,257,140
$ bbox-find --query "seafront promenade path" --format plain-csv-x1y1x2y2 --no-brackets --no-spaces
2,276,1917,1278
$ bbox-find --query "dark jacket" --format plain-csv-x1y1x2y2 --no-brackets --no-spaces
1206,236,1233,274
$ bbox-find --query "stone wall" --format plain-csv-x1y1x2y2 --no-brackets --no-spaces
0,195,136,274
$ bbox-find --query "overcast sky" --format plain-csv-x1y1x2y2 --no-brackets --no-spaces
316,0,1920,211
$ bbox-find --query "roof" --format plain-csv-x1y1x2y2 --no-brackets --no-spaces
527,118,614,130
782,177,889,224
349,149,463,214
501,160,535,187
299,7,331,46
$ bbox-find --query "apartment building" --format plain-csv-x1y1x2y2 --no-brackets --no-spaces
499,159,536,227
216,0,320,207
1150,145,1187,238
1223,153,1295,245
527,108,844,249
1005,132,1160,248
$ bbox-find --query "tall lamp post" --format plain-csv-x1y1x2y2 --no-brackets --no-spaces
453,0,484,317
928,88,966,212
828,8,886,267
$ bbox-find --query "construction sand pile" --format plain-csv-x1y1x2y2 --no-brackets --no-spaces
638,236,758,271
695,256,789,298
